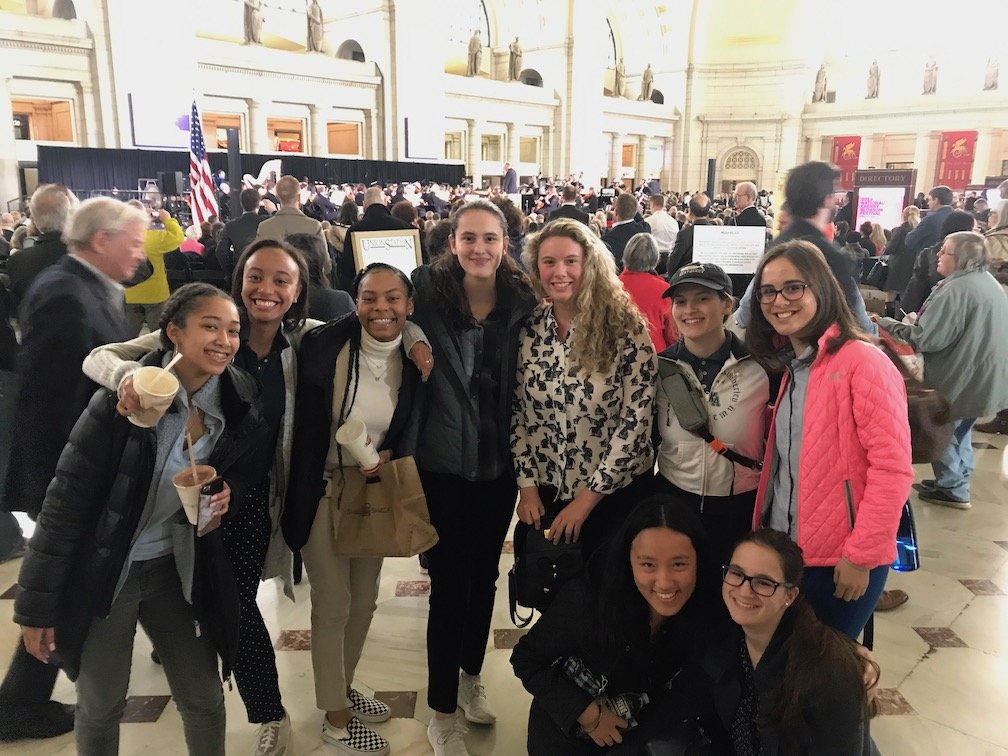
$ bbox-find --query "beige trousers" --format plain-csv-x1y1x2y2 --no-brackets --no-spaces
301,496,384,711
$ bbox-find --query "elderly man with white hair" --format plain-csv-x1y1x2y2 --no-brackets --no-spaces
6,184,79,306
729,181,766,227
0,198,150,743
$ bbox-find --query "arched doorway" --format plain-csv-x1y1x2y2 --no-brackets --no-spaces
718,147,760,193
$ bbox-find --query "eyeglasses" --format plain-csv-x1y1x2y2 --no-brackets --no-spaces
722,565,792,597
757,282,808,304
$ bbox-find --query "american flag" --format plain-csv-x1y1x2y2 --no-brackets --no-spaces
189,101,219,223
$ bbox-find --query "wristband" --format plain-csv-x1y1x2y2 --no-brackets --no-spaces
583,700,603,734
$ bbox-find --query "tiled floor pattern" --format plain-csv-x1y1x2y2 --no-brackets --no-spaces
0,429,1006,754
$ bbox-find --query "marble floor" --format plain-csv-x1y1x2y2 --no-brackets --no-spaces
0,428,1006,755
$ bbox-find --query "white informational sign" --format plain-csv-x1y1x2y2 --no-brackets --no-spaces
352,230,424,277
855,186,906,231
692,225,766,274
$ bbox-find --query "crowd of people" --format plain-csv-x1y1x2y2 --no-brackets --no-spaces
0,157,1005,756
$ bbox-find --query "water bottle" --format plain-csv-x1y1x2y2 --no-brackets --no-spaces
892,500,920,572
602,692,650,729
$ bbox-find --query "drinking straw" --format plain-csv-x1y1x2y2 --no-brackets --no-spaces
185,428,199,484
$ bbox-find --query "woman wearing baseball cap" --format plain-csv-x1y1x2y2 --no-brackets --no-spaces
654,262,771,563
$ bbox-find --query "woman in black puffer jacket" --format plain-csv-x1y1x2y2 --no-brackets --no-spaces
14,283,271,755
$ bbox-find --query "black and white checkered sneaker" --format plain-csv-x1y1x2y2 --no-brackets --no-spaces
347,688,392,723
321,716,390,755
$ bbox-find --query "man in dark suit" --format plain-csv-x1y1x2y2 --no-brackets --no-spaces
6,185,78,308
903,185,955,258
0,197,149,742
216,187,267,284
546,185,591,226
502,162,519,195
337,186,413,290
728,181,766,227
666,192,712,277
602,193,650,269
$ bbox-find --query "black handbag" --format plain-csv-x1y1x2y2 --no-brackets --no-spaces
508,521,584,627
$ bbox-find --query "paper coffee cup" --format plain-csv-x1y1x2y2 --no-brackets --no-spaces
334,418,380,468
130,366,180,427
172,465,217,525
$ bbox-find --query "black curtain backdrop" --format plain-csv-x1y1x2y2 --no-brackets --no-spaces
36,146,465,194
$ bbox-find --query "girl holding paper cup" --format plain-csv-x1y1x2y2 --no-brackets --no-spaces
284,262,423,754
82,240,434,749
15,283,272,754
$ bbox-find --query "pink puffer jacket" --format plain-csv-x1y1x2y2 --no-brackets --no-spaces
752,326,913,568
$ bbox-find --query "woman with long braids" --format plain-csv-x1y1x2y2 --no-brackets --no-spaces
283,263,421,755
83,240,431,755
402,199,538,756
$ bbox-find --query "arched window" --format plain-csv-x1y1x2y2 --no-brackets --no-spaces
723,149,758,172
520,69,543,87
336,40,365,62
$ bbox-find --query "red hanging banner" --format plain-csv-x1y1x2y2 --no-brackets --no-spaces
831,136,861,190
934,131,978,191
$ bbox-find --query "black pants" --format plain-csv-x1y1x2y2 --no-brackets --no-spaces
420,471,516,714
220,482,284,724
652,476,756,566
0,645,59,709
527,701,602,756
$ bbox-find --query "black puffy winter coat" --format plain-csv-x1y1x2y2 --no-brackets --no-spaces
13,359,271,681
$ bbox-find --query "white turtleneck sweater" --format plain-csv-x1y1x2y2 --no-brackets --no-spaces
327,329,403,468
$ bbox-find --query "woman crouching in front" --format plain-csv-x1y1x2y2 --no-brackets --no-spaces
510,494,728,755
14,283,271,755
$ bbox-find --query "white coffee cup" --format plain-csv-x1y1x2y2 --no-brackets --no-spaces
172,465,217,525
334,418,380,468
131,366,180,427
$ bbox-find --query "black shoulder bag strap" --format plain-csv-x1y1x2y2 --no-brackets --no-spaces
657,358,763,471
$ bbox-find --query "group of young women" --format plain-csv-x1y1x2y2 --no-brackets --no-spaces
13,197,912,756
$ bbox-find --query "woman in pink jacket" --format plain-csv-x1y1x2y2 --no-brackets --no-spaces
745,239,913,640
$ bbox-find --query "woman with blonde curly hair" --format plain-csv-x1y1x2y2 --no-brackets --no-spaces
513,218,658,557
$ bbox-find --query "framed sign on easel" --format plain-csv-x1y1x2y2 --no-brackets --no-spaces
351,229,424,277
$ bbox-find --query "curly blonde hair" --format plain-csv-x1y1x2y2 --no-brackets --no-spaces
522,218,647,374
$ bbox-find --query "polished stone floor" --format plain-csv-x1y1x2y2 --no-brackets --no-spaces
0,428,1006,755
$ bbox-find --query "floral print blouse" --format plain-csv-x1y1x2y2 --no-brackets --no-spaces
511,303,658,500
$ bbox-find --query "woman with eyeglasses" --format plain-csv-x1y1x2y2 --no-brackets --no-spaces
709,529,881,755
745,240,912,641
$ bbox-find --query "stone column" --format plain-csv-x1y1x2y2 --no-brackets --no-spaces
247,99,267,153
971,128,995,185
661,136,674,192
308,104,328,156
506,122,519,167
77,82,100,147
0,77,19,204
858,134,874,169
609,132,623,183
806,136,824,163
559,0,606,184
911,131,935,195
467,118,482,188
637,134,649,183
367,109,380,159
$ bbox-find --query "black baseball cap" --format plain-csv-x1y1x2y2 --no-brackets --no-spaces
663,262,733,297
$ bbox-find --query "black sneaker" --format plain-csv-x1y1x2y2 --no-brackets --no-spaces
0,700,75,742
918,489,971,510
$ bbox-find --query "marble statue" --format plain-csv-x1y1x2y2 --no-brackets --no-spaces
614,57,626,97
984,58,998,91
813,64,827,102
467,30,482,76
306,0,324,53
639,64,654,101
923,58,937,94
508,37,522,81
244,0,262,45
866,60,879,99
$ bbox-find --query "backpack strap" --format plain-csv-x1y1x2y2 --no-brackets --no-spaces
657,358,763,471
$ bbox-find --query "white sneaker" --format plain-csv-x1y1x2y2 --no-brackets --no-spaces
347,688,391,723
427,715,471,756
254,712,291,756
321,716,390,755
457,673,496,725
